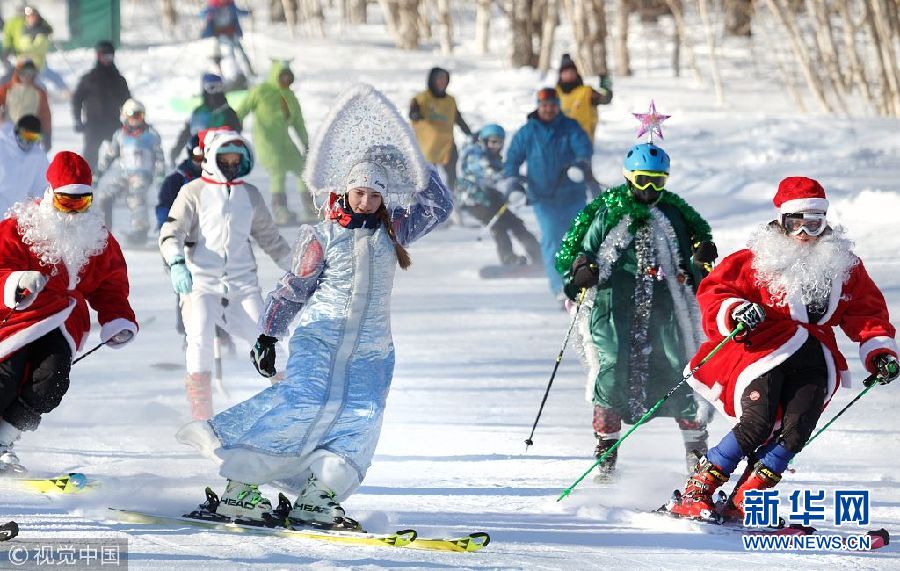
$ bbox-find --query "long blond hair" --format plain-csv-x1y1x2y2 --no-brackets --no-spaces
376,205,411,269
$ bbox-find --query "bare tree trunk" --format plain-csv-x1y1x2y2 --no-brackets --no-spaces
868,0,900,116
837,0,870,103
377,0,401,38
538,0,558,72
589,0,610,77
283,0,298,38
397,0,421,49
271,0,286,22
347,0,368,23
510,0,537,67
723,0,752,36
437,0,453,54
162,0,178,28
759,9,807,112
418,0,432,42
301,0,326,37
615,0,631,75
696,0,724,104
475,0,492,53
765,0,833,112
664,0,703,82
806,0,846,95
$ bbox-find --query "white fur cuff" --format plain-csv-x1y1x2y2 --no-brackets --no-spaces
100,318,138,349
716,298,745,336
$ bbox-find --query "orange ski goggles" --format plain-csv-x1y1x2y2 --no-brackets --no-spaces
53,192,93,213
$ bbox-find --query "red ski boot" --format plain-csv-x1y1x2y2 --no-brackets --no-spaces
720,461,781,522
666,456,729,523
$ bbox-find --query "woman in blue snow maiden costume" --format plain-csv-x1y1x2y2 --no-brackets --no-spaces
177,84,453,530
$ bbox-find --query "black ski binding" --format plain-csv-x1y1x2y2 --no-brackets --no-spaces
0,521,18,542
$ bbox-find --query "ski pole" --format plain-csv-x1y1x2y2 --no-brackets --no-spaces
71,341,108,366
802,372,881,450
524,288,588,451
477,203,509,242
558,322,746,501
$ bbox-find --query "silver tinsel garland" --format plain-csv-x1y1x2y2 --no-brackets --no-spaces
626,225,656,421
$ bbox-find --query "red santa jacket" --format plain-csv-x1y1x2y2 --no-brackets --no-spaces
687,248,896,422
0,217,137,361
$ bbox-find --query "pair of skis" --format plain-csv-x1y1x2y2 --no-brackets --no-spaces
656,491,890,550
109,506,490,553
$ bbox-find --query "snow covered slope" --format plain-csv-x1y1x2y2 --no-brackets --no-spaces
1,5,899,569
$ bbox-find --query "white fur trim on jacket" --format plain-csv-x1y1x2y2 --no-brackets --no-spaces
859,336,898,368
3,271,26,309
99,317,138,349
715,297,745,336
0,300,75,361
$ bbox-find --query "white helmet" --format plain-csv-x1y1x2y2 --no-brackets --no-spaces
120,98,146,123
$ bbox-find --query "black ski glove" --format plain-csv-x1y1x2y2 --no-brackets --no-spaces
731,301,766,331
570,254,600,289
692,241,718,265
251,334,277,378
867,353,900,386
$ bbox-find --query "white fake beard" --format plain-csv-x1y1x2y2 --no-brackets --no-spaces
749,222,858,311
10,193,109,284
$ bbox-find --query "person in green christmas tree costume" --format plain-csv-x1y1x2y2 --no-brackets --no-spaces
557,105,719,478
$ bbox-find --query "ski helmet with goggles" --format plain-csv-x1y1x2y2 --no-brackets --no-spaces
120,98,146,123
478,124,505,141
781,211,827,237
623,143,670,174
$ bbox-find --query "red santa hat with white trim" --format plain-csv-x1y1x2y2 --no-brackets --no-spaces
773,176,828,213
46,151,93,195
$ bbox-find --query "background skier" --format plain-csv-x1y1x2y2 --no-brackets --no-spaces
158,129,291,421
458,123,541,266
96,98,165,246
237,61,312,225
503,87,593,299
0,114,48,214
409,67,473,191
555,53,612,142
170,73,242,165
0,58,51,150
71,41,130,171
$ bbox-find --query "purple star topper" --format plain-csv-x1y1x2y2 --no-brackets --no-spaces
632,100,670,143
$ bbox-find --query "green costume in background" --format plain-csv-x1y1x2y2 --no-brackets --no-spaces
237,61,311,223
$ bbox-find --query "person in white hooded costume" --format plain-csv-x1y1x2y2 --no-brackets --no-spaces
159,128,292,420
0,114,49,215
176,85,453,530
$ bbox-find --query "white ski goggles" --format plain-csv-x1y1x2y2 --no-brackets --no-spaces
781,212,827,236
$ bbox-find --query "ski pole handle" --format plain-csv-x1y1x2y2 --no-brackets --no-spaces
557,323,744,501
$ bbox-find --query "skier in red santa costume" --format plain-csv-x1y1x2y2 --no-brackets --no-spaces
667,176,898,522
0,151,138,473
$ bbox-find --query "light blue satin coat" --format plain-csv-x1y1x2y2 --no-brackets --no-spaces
209,172,452,497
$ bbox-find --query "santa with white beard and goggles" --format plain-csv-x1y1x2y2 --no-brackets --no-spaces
0,151,137,473
667,176,898,524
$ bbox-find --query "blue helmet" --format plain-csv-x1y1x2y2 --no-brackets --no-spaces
623,143,670,173
478,123,505,141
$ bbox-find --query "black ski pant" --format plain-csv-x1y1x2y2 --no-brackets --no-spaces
733,335,829,454
465,192,542,265
82,124,117,172
0,329,72,431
